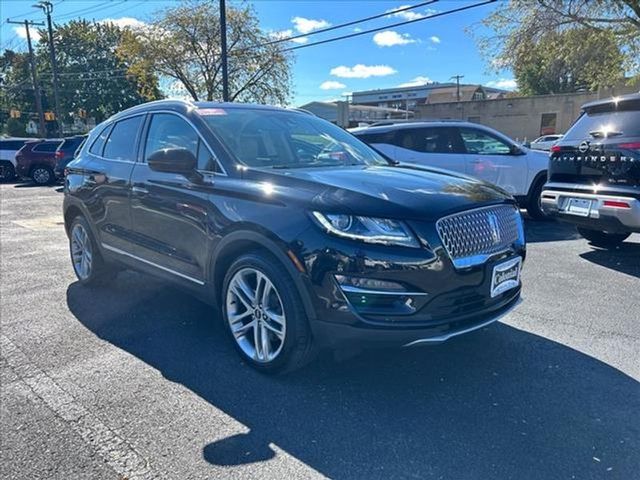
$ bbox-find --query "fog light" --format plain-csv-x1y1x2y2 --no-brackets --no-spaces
334,275,406,292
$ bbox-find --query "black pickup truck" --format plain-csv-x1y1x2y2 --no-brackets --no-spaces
542,93,640,247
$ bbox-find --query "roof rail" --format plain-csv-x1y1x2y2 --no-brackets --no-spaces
365,118,467,128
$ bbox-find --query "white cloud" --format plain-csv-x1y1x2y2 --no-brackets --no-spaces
291,17,330,34
270,29,308,44
397,76,433,88
100,17,146,30
320,80,347,90
430,36,440,44
373,30,416,47
385,5,425,20
330,64,397,79
486,78,518,90
14,26,43,41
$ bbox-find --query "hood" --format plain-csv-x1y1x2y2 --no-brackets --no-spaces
245,164,513,221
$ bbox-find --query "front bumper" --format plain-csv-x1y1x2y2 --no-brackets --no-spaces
293,217,525,349
541,187,640,233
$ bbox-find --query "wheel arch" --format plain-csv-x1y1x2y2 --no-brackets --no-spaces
527,170,548,201
209,228,317,322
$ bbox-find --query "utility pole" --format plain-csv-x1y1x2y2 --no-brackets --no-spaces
7,18,46,136
35,1,62,137
451,74,464,102
219,0,229,102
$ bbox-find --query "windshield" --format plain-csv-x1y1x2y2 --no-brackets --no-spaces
199,107,390,169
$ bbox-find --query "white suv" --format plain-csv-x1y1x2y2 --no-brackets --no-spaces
0,138,30,182
351,121,550,218
529,134,563,151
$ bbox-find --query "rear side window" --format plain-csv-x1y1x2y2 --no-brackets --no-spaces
89,124,112,156
394,127,458,154
103,116,144,161
563,109,640,141
33,142,62,153
356,130,396,145
144,113,219,172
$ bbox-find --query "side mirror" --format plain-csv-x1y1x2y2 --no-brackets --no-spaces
147,148,197,175
510,145,526,156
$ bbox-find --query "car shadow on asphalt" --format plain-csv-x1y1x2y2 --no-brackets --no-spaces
523,218,582,243
66,272,640,479
580,242,640,279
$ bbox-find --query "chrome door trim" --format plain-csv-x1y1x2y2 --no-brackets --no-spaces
101,243,205,286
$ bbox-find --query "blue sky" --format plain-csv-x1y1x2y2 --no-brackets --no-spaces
1,0,516,106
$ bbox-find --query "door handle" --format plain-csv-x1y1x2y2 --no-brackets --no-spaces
132,186,149,195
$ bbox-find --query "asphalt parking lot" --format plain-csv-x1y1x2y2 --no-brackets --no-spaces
1,181,639,480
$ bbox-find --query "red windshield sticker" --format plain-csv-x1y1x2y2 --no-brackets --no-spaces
197,108,227,116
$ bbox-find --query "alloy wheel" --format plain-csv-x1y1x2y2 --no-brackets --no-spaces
226,267,286,363
33,168,51,185
71,223,93,280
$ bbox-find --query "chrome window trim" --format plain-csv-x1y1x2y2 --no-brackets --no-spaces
101,243,205,285
144,109,228,176
89,113,147,162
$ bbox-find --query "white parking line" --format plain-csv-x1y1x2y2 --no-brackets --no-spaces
1,335,158,480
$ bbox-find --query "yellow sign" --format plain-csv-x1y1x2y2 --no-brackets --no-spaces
44,111,56,121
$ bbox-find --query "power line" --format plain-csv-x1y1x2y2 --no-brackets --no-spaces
284,0,498,52
55,0,126,21
264,0,439,47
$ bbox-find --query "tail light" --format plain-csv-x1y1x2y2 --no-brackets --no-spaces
55,151,64,159
619,142,640,151
550,145,561,153
603,200,631,209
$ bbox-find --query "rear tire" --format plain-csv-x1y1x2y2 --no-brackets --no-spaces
221,252,315,374
31,166,54,185
69,216,117,286
526,177,547,220
577,227,630,248
0,162,16,182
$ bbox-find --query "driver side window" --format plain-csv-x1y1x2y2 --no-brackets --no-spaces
459,127,511,155
145,113,219,172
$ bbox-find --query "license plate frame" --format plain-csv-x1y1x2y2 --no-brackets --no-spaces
491,257,522,298
564,197,593,217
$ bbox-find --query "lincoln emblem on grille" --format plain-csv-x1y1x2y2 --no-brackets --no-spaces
487,213,501,244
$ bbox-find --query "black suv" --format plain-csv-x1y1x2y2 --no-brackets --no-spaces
63,100,525,373
542,93,640,246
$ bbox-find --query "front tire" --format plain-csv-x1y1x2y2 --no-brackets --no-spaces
221,252,315,374
0,162,16,182
31,166,54,185
526,177,547,220
577,227,630,248
69,216,117,286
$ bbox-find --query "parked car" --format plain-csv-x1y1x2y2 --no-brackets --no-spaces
63,100,525,373
542,93,640,247
0,137,30,182
351,121,550,218
15,138,63,185
54,135,87,178
529,134,564,151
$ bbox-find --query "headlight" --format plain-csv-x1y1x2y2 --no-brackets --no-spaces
311,212,419,248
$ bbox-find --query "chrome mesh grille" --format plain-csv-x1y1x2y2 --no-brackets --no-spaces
436,205,522,267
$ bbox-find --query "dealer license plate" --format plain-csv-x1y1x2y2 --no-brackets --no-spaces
491,257,522,298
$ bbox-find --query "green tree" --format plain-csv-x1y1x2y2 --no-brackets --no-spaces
119,1,293,104
1,50,38,134
37,20,163,122
476,0,640,93
512,28,625,95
